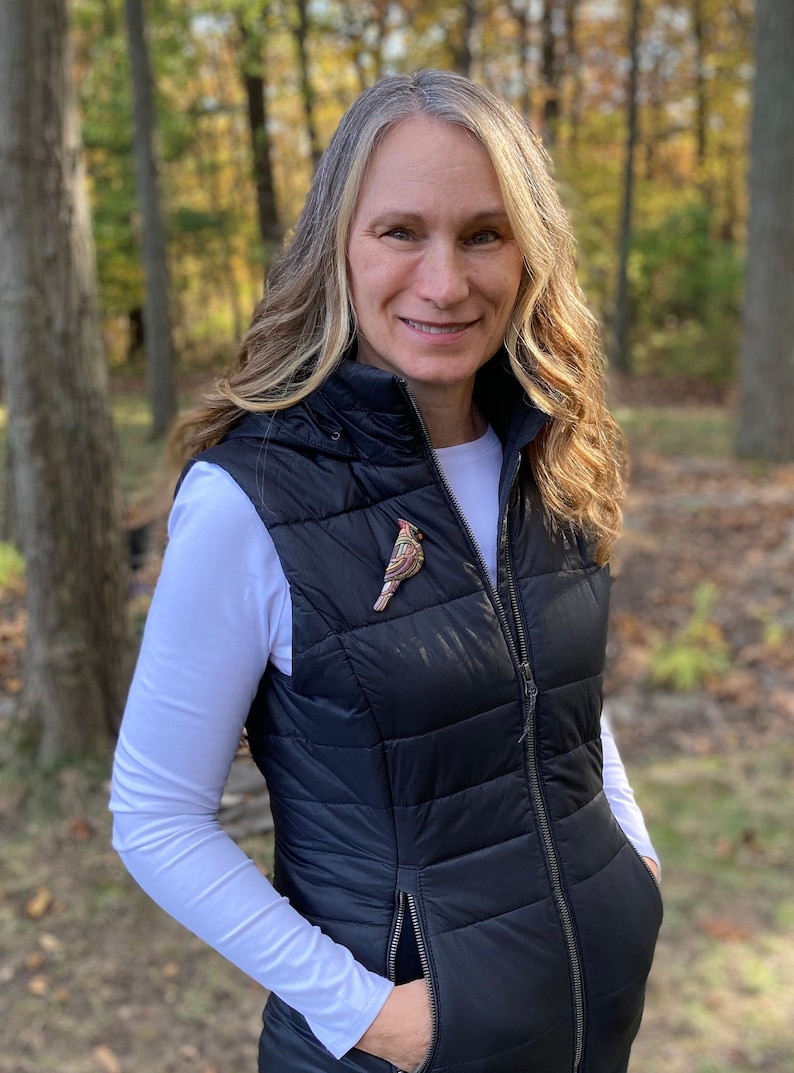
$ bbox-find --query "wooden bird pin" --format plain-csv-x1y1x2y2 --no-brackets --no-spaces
373,518,424,612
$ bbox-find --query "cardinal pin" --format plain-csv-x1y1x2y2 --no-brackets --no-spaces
373,518,424,612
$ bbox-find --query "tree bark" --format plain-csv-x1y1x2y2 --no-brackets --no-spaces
512,0,533,120
540,0,560,142
736,0,794,460
610,0,642,375
563,0,582,148
337,2,384,92
292,0,322,173
239,13,281,247
125,0,178,438
457,0,477,78
0,0,132,764
692,0,708,167
1,432,19,550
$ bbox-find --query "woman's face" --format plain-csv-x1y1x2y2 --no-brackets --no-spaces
347,116,524,401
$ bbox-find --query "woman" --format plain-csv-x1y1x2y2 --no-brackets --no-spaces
111,70,661,1073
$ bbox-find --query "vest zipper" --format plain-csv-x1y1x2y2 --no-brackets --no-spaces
387,890,407,983
398,383,515,643
506,529,586,1073
400,384,585,1073
635,844,662,894
407,893,438,1073
387,889,439,1073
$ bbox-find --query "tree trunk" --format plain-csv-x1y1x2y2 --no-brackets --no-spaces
125,0,178,438
692,0,708,167
563,0,582,148
510,0,533,119
736,0,794,460
643,47,663,180
1,432,20,550
371,3,388,84
540,0,559,142
0,0,132,765
239,14,281,247
292,0,322,173
457,0,477,78
338,2,385,92
610,0,642,375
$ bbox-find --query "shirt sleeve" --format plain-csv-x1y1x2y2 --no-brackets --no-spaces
109,461,392,1059
600,709,659,869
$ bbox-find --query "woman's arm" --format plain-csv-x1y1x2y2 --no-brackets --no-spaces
110,463,392,1058
601,709,660,875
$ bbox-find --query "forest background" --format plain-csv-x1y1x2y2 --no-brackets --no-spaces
79,0,752,388
1,1,793,1072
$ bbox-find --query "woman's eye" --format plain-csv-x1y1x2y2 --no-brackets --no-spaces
385,228,413,241
467,230,500,246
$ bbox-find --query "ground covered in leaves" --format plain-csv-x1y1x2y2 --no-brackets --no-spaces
1,398,793,1073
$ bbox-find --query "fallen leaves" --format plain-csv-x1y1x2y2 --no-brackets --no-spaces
38,931,63,953
92,1044,122,1073
23,949,45,972
70,815,94,842
20,882,67,924
699,916,752,943
0,597,26,696
608,450,794,754
26,973,50,996
24,885,53,920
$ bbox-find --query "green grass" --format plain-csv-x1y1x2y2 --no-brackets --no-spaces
614,405,735,458
110,392,172,503
0,542,25,587
628,744,794,1072
648,583,731,692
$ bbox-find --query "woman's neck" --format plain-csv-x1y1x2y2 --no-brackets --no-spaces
409,381,486,449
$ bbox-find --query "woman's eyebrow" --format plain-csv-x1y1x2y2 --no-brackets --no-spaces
365,209,511,228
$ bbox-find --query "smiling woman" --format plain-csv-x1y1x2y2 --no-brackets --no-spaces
347,117,524,447
112,70,660,1073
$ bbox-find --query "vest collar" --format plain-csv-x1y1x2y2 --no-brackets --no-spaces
228,348,549,463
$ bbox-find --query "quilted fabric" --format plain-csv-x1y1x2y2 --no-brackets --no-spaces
197,354,662,1073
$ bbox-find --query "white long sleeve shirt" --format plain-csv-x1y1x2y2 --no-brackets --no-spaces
110,427,657,1060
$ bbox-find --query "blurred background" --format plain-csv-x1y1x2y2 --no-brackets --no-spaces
0,1,792,1072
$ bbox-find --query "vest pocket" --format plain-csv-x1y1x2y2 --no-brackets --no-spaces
388,890,439,1073
395,850,579,1073
635,845,663,897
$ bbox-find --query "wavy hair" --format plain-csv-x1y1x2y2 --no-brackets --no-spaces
176,69,625,563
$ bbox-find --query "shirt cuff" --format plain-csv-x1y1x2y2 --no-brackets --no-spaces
307,974,394,1059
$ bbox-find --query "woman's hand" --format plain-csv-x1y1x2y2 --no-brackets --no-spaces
642,856,660,884
355,978,432,1072
358,859,660,1069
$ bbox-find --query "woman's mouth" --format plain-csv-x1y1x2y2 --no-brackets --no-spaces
403,319,471,335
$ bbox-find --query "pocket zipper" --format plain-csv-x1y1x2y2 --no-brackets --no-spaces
388,890,439,1073
634,846,662,894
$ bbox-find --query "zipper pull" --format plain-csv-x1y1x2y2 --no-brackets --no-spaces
520,661,537,699
517,662,537,743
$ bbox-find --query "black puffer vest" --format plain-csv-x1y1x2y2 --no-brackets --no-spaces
198,356,662,1073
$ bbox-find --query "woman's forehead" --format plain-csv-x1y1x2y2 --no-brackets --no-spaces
353,117,504,213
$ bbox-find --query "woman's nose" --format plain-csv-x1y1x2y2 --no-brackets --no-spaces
415,242,470,307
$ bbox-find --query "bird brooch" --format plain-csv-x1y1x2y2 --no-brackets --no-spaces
373,518,424,612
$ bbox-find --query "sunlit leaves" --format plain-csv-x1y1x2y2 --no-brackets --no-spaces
70,0,753,372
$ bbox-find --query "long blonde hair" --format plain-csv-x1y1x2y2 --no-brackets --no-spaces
176,70,625,563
